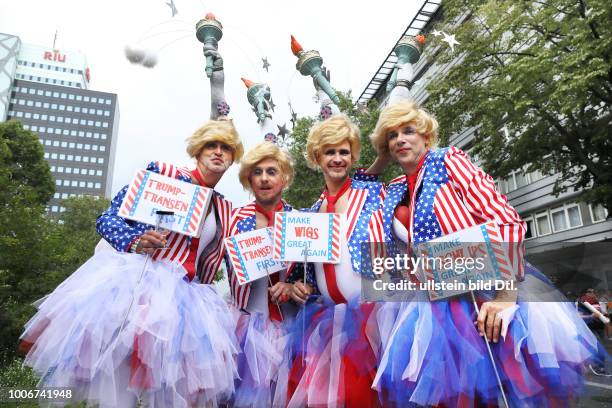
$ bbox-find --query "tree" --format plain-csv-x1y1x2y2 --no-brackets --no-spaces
284,92,402,208
0,120,56,359
57,195,111,267
426,0,612,212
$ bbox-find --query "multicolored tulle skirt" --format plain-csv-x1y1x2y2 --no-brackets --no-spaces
276,297,382,408
231,308,290,408
374,263,607,407
20,251,239,408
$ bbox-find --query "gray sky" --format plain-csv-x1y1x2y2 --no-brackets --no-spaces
0,0,424,206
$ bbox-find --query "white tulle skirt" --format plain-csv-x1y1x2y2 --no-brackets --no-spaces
21,250,239,408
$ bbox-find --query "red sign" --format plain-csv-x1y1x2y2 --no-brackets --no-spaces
43,50,66,63
85,67,91,82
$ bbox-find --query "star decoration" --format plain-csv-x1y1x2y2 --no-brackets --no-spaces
166,0,178,17
431,29,443,37
262,57,271,72
269,97,276,112
277,123,289,138
441,32,460,53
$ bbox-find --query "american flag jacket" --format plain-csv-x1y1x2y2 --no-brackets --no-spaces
380,147,526,279
227,200,293,310
286,171,386,292
96,161,233,283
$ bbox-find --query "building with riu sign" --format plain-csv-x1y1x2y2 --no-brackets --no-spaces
0,32,119,215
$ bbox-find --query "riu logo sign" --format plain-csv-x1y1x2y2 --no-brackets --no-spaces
43,50,66,62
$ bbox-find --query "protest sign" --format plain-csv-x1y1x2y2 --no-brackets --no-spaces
273,212,342,263
418,222,515,300
225,227,285,285
118,170,212,237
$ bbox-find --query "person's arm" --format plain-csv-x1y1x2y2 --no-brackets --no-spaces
96,161,169,253
203,45,229,120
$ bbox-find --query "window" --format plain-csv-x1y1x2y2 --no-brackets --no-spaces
87,120,94,126
100,146,106,152
551,207,567,232
57,166,64,172
87,182,93,188
35,101,42,107
61,142,67,148
63,180,70,186
53,141,60,147
44,152,50,159
69,94,75,100
71,181,78,187
551,203,582,232
59,154,66,160
89,169,95,176
65,167,72,174
96,170,102,176
55,180,61,186
79,181,86,188
524,216,535,239
91,97,97,103
95,182,101,188
33,114,40,120
61,93,67,99
54,192,60,198
84,96,90,102
590,204,609,223
102,122,109,128
76,95,82,101
98,158,104,164
535,212,551,236
53,92,59,98
567,205,582,228
75,107,81,113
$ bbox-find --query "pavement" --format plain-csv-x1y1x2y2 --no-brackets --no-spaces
577,333,612,407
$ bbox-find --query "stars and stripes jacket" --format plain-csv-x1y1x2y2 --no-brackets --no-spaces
286,171,386,291
380,147,526,279
227,200,293,310
96,161,233,283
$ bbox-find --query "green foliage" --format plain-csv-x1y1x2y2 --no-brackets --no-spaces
0,120,110,361
426,0,612,212
57,195,110,267
0,357,38,389
284,92,402,208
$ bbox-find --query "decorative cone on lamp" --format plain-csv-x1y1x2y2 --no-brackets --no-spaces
196,13,223,78
290,35,340,105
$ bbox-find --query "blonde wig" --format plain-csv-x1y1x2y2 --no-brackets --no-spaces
239,142,294,192
186,119,244,163
305,114,361,169
371,101,438,155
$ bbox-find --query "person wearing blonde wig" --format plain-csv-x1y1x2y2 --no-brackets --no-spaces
280,114,387,408
20,43,245,407
365,101,605,407
227,141,301,407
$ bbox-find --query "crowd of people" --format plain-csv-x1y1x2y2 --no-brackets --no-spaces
18,35,608,408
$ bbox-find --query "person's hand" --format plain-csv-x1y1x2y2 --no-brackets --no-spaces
135,230,169,255
291,282,313,304
203,44,223,71
475,289,517,343
365,153,392,176
269,282,293,303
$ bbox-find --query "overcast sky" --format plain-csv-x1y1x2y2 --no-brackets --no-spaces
0,0,424,206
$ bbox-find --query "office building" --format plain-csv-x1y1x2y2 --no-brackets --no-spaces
0,33,119,213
